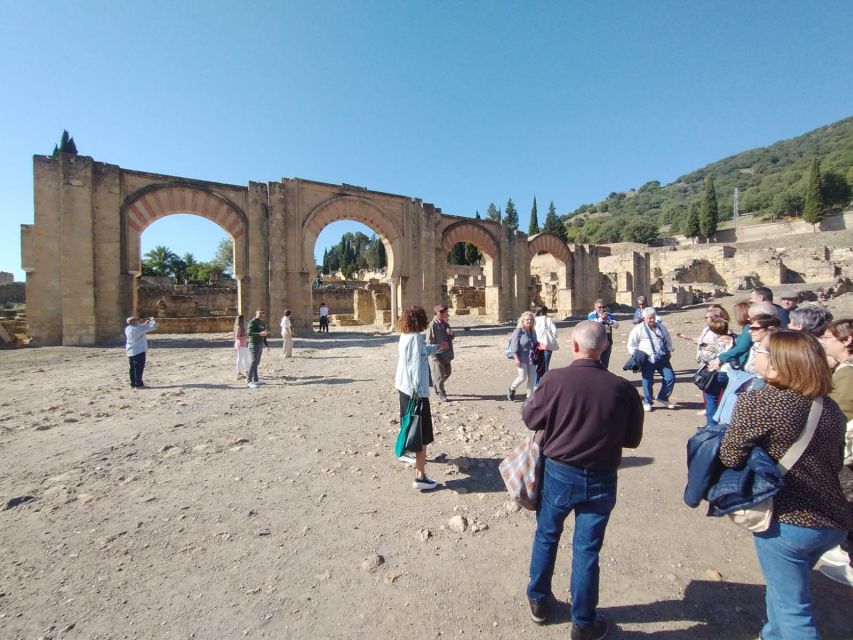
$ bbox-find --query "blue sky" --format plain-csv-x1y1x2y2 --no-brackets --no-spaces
2,1,851,281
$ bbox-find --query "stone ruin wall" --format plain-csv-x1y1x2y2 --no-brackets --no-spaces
600,241,850,309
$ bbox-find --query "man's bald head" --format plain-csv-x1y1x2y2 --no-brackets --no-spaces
572,320,607,358
748,301,774,318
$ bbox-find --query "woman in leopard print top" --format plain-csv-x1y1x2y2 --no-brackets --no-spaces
720,330,850,640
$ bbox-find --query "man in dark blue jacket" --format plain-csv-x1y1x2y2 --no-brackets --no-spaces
522,321,643,640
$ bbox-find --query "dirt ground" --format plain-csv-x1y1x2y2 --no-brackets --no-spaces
2,296,852,640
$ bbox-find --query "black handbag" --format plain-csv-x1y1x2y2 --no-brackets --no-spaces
693,364,717,391
403,399,423,452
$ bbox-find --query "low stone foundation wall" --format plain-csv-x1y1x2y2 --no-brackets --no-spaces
151,317,234,334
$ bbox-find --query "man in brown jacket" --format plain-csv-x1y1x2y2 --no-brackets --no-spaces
523,321,644,640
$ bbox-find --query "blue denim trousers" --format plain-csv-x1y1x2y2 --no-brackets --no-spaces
527,458,617,628
753,519,845,640
534,350,553,388
639,356,675,405
703,372,728,425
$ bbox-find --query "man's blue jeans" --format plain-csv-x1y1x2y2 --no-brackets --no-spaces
639,356,675,405
753,519,845,640
527,458,617,628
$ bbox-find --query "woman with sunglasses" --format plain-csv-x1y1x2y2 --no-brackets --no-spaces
741,314,782,374
720,331,850,640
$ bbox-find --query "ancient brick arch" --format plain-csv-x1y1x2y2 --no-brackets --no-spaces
302,194,403,278
122,183,249,278
440,220,501,287
441,220,499,258
527,233,571,263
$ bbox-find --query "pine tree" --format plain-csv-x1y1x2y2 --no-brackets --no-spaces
542,201,568,243
447,243,466,264
322,249,330,274
699,176,718,241
528,196,540,235
503,198,519,234
464,243,482,265
475,210,481,220
684,201,701,242
803,158,823,230
486,203,500,222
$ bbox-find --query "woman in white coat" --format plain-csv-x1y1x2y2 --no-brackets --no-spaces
395,306,447,491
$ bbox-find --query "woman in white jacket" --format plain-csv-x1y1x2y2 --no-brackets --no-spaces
533,305,559,387
395,306,447,491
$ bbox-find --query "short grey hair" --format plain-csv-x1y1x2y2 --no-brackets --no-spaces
642,307,657,319
573,320,607,354
789,307,834,336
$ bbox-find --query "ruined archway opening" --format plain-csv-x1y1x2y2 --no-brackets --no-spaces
444,242,488,317
311,220,395,330
137,213,239,334
530,251,568,311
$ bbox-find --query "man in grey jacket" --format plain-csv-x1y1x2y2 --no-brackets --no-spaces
125,316,158,388
427,304,455,401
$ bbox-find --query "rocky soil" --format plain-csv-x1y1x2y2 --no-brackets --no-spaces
2,296,852,640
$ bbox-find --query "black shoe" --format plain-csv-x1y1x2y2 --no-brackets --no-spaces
507,387,516,401
571,616,609,640
528,598,547,625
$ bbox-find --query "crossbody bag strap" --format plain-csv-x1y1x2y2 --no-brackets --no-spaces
776,397,823,474
642,322,659,359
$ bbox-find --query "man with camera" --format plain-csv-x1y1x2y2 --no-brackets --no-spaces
125,316,159,388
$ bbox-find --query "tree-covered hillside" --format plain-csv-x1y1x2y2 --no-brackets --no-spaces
563,116,853,243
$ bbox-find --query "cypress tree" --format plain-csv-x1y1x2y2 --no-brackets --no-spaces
528,196,540,235
475,210,481,220
699,176,718,241
684,201,701,242
803,158,823,230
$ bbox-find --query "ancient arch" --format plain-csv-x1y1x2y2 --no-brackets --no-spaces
302,194,402,279
21,154,594,345
528,233,574,317
122,183,249,277
440,220,500,286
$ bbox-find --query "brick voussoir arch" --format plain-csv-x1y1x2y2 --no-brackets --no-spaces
440,221,499,258
304,195,402,242
528,233,570,263
123,183,248,238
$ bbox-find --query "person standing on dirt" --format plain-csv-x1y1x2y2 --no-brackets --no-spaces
587,299,617,369
319,302,330,333
522,320,644,638
125,316,158,388
246,308,270,388
627,307,676,412
427,304,454,401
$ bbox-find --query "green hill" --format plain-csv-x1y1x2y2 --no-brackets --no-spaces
563,116,853,244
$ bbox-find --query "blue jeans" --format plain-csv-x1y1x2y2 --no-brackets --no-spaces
639,356,675,405
128,352,146,387
703,372,727,425
528,458,617,628
753,519,845,640
534,350,553,387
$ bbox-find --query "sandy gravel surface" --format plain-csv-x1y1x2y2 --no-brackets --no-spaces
1,297,852,640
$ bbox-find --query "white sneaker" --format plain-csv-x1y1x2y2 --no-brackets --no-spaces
247,382,258,389
820,545,850,567
658,399,676,409
397,453,416,464
696,409,707,416
643,403,652,412
818,562,853,587
412,476,438,491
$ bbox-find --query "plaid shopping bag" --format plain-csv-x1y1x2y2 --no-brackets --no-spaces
499,432,544,511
